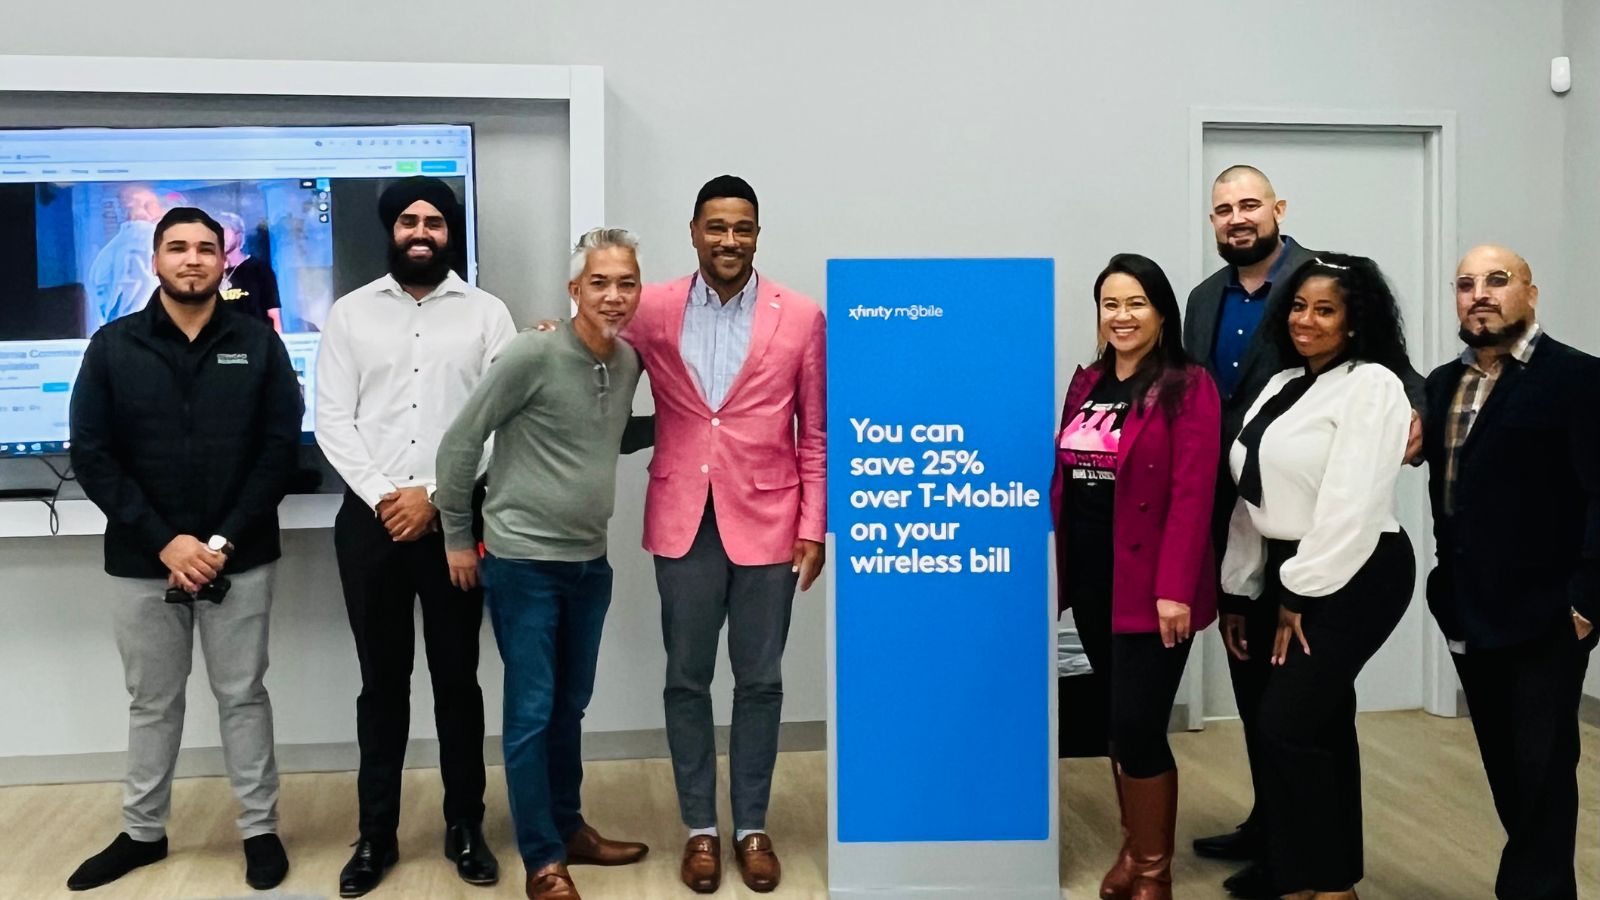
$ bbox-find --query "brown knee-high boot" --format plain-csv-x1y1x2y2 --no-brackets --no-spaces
1121,769,1177,900
1099,760,1137,899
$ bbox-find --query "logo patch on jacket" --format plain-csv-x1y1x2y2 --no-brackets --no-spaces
217,353,250,365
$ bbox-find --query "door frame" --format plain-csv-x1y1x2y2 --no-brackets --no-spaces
1184,107,1461,723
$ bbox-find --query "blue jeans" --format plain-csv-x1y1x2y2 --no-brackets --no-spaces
481,554,613,869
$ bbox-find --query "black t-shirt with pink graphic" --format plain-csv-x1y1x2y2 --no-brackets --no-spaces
1059,371,1133,607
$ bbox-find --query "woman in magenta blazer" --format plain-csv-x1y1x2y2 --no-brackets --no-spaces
1051,253,1221,900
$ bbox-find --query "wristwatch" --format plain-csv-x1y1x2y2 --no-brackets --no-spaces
207,534,235,557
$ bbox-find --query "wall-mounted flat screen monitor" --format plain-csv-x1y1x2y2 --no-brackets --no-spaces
0,122,479,455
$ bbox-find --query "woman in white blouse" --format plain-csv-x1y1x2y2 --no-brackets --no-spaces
1219,253,1415,900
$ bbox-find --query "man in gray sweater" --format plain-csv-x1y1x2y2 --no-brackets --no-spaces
433,227,652,900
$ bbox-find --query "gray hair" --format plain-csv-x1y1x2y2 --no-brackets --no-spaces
214,211,245,235
569,227,642,281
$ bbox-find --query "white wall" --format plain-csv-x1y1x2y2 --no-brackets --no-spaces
1565,0,1600,702
0,0,1583,765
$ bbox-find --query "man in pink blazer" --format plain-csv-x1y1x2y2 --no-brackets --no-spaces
625,176,825,895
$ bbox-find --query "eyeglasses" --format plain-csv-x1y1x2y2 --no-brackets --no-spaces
592,361,611,415
1452,270,1517,293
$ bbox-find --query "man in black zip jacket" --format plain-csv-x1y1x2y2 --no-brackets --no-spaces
66,207,302,893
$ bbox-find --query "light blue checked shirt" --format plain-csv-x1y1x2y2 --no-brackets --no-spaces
680,272,759,410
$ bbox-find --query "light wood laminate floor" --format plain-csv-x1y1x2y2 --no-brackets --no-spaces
0,711,1592,898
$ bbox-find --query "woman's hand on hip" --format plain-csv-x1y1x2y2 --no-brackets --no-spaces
1272,606,1311,665
1221,613,1250,661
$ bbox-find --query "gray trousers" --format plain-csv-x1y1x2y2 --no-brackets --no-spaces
111,563,280,840
656,497,797,831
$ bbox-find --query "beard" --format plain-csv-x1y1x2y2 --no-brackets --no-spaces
157,271,220,305
1217,221,1281,267
576,307,623,341
1459,314,1529,349
387,237,453,287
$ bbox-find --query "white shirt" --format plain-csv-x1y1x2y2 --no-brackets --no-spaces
1220,361,1410,601
679,272,759,410
314,271,516,508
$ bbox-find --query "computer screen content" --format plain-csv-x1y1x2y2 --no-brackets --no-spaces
0,123,478,455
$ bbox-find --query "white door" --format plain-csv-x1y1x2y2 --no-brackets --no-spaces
1194,127,1437,715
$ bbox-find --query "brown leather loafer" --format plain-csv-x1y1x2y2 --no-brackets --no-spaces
680,835,721,894
735,833,781,893
525,861,579,900
564,823,648,866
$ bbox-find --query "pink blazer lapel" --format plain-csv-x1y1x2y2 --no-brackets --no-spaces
1062,365,1099,421
661,276,693,356
721,274,783,403
1114,391,1157,477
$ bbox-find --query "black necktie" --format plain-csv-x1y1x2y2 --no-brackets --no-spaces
1235,370,1319,507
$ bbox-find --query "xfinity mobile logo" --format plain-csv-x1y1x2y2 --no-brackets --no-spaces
846,304,945,321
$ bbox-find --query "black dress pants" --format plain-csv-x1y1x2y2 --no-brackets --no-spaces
1453,620,1598,900
1222,573,1281,839
1258,529,1414,894
334,492,487,839
1215,475,1280,843
1074,584,1193,779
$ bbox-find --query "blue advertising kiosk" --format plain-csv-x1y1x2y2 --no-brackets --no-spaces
826,259,1059,899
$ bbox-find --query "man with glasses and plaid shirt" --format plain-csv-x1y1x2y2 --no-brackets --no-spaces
1421,244,1600,900
434,227,654,900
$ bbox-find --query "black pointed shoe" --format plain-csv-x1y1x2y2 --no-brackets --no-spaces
1193,823,1260,861
444,821,499,886
1223,861,1276,899
338,836,398,898
243,833,289,890
67,833,168,891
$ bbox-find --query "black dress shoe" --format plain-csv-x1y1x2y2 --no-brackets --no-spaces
243,833,289,890
67,833,168,891
339,837,398,898
1223,861,1276,899
444,821,499,886
1193,825,1259,860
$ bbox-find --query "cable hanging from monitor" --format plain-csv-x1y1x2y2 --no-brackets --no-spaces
34,455,75,536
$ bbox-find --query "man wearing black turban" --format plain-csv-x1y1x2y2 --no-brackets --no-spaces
377,176,465,284
314,174,514,896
